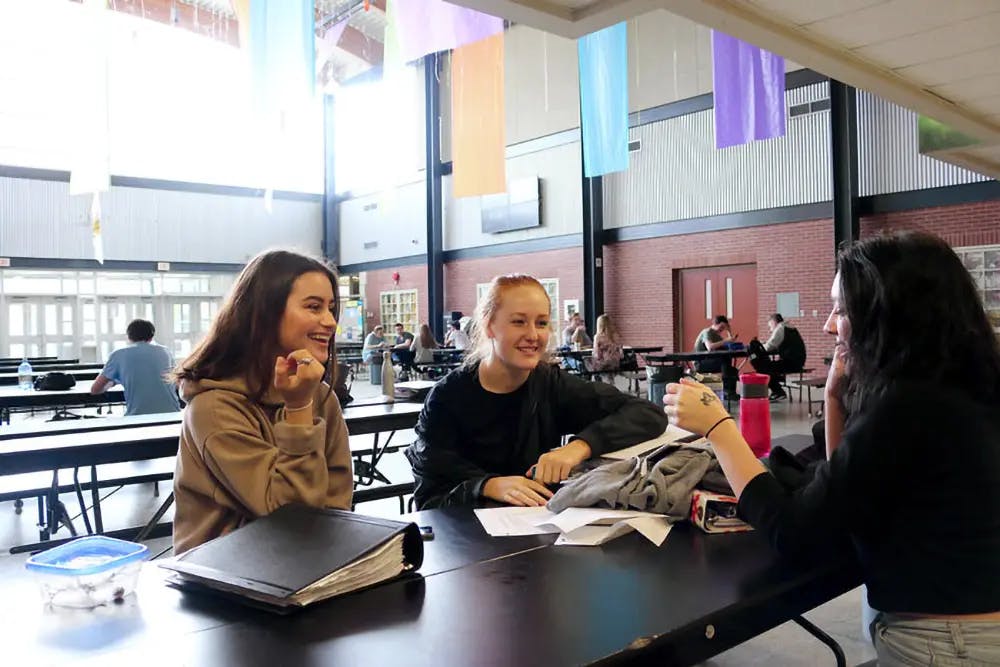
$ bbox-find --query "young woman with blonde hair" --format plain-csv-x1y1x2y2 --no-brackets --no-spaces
590,313,624,372
406,274,668,509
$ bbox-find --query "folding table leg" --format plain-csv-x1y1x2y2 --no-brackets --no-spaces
73,467,94,535
90,465,104,534
792,616,846,667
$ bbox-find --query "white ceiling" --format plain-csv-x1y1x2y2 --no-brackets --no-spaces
451,0,1000,178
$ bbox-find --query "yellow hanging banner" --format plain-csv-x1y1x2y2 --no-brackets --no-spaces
451,32,506,198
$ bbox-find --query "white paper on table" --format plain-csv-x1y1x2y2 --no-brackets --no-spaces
554,517,673,547
603,424,704,460
533,507,662,533
474,506,560,536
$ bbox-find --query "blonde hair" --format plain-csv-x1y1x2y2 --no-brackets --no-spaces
596,313,619,342
464,274,551,367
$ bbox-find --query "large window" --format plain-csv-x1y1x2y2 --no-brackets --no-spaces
0,269,234,362
957,245,1000,333
0,0,323,192
379,290,419,341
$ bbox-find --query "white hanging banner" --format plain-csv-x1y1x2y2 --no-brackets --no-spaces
69,0,111,196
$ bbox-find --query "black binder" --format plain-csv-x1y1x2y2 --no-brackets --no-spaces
160,505,423,612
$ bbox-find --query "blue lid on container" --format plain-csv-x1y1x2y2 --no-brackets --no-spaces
25,536,149,576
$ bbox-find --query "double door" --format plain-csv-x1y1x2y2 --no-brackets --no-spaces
678,264,757,352
4,297,77,360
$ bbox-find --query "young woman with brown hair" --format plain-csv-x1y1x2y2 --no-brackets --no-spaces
171,250,353,554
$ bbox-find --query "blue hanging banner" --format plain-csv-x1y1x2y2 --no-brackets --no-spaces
578,23,629,178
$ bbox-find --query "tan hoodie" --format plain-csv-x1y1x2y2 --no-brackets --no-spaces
172,376,353,554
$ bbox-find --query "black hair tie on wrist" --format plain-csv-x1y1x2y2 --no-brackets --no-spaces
705,415,735,439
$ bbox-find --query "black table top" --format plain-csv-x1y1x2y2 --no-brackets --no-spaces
0,508,859,666
644,349,749,364
0,411,183,441
0,382,124,409
0,368,101,386
0,362,104,372
0,403,421,475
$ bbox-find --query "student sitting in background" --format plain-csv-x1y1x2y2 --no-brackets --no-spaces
410,323,438,364
362,325,388,364
91,318,180,416
590,313,624,373
748,313,807,401
444,320,471,350
171,250,352,554
665,232,1000,664
406,274,668,510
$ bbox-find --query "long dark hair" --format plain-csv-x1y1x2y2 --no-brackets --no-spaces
838,232,1000,413
174,250,340,401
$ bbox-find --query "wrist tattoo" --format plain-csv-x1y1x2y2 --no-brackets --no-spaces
699,391,716,406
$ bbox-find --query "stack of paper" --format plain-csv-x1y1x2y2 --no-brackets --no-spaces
474,506,672,547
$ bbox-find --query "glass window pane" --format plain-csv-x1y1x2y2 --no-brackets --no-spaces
45,342,58,356
44,304,57,335
9,343,25,359
27,303,38,335
9,304,24,336
62,304,73,335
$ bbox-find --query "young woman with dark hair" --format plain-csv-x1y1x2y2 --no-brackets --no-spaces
664,232,1000,664
405,274,668,510
172,250,353,554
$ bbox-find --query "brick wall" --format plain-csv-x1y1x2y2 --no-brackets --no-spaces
444,248,584,333
356,197,1000,355
604,219,836,364
362,264,429,333
861,199,1000,247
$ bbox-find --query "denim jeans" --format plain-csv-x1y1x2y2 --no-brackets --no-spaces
871,613,1000,666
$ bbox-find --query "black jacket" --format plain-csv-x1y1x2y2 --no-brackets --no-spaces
405,363,669,509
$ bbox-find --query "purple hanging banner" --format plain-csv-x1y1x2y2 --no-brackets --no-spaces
711,31,786,149
394,0,503,63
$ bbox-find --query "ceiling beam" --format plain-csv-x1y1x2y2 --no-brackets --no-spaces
338,24,384,66
71,0,239,47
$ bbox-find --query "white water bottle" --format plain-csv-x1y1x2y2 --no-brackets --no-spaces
18,358,33,391
381,350,395,403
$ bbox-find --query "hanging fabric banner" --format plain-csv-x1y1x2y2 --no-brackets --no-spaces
578,22,629,177
69,0,111,197
394,0,502,63
452,32,506,198
711,31,786,149
90,193,104,265
249,0,315,111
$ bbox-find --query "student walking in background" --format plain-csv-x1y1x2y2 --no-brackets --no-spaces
90,319,180,416
406,274,668,510
171,250,353,554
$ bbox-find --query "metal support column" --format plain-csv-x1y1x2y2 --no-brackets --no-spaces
322,94,340,265
581,175,604,333
830,80,859,255
424,53,445,341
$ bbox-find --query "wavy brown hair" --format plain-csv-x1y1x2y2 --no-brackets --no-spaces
838,232,1000,413
174,250,340,401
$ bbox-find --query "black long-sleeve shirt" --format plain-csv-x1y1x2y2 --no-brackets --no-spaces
739,380,1000,615
405,363,669,509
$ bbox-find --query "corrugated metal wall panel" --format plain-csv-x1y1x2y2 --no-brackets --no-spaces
605,82,831,229
857,90,991,196
0,177,322,263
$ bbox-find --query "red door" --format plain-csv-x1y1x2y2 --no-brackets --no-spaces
678,264,757,351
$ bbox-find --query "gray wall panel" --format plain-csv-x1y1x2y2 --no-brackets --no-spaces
0,177,322,263
338,180,427,266
443,141,582,250
857,90,991,196
605,82,831,229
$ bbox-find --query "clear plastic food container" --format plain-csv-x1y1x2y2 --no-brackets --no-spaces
25,536,149,608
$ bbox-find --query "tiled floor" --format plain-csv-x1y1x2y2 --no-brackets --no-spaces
0,373,875,665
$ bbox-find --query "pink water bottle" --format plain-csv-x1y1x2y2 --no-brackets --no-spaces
738,373,771,457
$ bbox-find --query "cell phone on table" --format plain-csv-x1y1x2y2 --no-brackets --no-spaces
419,525,434,540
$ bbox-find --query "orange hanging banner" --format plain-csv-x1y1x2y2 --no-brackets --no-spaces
451,32,506,198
